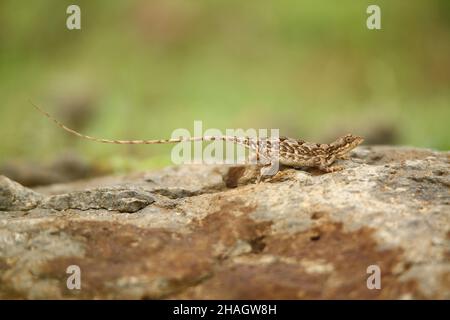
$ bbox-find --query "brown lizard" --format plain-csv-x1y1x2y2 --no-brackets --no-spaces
31,102,363,174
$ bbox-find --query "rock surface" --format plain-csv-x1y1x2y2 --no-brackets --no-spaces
0,176,43,211
0,146,448,299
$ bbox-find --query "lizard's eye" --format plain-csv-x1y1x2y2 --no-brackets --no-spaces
345,136,353,143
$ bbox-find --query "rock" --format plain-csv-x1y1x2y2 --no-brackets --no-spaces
42,188,155,213
0,146,448,299
0,175,43,211
0,175,154,213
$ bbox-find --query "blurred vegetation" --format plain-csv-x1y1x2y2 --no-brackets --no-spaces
0,0,449,173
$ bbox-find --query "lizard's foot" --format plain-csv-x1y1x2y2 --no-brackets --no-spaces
256,163,280,183
319,165,344,173
256,172,282,184
256,173,263,184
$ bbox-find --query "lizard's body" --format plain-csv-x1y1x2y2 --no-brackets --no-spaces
31,102,364,173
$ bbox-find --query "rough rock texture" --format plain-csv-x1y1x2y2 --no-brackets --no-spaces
42,188,155,213
0,176,43,211
0,146,448,299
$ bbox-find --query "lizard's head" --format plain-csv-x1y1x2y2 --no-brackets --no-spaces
329,134,364,157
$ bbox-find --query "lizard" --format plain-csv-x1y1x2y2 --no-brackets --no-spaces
30,101,364,175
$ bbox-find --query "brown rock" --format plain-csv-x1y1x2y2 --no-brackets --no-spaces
0,146,448,299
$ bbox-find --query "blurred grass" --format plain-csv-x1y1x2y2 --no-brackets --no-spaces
0,0,449,172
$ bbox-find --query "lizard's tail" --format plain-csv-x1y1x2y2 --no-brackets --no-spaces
30,101,250,145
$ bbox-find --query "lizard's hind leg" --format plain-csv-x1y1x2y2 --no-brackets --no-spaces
257,160,280,183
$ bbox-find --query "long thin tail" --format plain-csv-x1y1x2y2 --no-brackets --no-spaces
30,101,257,146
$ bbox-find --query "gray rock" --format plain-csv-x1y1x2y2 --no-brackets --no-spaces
42,188,155,213
0,175,43,211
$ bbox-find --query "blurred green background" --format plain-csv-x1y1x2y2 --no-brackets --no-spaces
0,0,449,180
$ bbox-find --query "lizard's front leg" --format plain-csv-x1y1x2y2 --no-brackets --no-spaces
318,156,343,173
